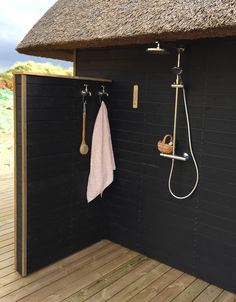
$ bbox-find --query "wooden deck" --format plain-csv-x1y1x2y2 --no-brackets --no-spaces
0,173,235,301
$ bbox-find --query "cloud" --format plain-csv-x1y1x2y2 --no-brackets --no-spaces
0,0,72,71
0,0,57,43
0,40,71,71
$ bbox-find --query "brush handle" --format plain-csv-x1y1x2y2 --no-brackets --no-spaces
82,111,86,143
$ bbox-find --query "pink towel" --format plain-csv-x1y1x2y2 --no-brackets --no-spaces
87,101,116,202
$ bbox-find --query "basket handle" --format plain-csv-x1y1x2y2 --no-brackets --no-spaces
162,134,173,144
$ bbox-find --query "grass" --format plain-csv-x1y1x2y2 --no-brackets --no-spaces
0,89,13,135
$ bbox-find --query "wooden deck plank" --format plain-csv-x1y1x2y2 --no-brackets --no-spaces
0,232,14,242
0,223,14,231
0,202,13,206
0,192,14,197
0,211,14,218
0,250,14,262
108,263,172,302
0,186,14,190
0,174,236,302
85,258,160,302
0,240,109,288
0,265,15,278
40,252,139,301
0,198,13,203
0,199,13,203
0,244,14,255
0,206,14,212
41,251,139,302
0,196,14,201
171,279,209,302
214,291,236,302
0,211,13,216
0,217,14,223
0,238,14,248
16,248,138,302
0,201,13,205
0,227,14,237
128,268,184,302
193,284,223,302
0,192,13,196
0,271,22,288
150,273,196,302
0,241,116,299
0,197,13,201
0,187,13,191
0,198,13,201
0,206,13,210
63,254,147,302
0,257,14,270
0,204,13,209
0,194,13,199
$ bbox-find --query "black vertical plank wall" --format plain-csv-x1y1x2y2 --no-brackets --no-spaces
16,75,110,274
76,37,236,292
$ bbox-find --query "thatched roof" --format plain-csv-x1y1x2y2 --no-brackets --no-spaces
17,0,236,61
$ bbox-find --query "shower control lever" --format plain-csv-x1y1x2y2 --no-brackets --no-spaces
160,153,189,161
171,83,184,89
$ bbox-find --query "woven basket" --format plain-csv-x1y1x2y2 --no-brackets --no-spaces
157,134,173,154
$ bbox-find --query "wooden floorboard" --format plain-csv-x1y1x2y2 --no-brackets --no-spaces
128,268,184,302
171,279,209,302
63,255,147,302
0,173,235,301
214,291,236,302
193,285,224,302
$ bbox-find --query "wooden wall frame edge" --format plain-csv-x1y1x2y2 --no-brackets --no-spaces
73,49,78,76
21,74,27,277
13,74,17,270
13,71,112,83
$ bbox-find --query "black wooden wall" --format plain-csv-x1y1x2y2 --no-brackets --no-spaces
16,75,110,274
76,37,236,292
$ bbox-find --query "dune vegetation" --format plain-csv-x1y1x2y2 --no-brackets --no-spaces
0,61,73,174
0,61,73,89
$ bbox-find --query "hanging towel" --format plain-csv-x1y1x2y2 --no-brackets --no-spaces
87,101,116,202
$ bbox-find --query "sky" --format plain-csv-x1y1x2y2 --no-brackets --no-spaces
0,0,72,72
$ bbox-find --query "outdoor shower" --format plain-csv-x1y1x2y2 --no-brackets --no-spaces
147,42,199,199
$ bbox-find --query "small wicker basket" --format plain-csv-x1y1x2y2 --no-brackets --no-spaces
157,134,173,154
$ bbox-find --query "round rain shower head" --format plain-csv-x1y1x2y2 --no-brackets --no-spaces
146,41,169,55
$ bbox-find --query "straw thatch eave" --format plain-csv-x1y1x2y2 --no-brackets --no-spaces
16,0,236,61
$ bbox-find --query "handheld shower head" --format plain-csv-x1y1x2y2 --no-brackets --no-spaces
146,41,169,55
172,66,183,76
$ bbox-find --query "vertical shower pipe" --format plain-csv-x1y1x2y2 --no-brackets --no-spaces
168,49,199,199
172,49,181,154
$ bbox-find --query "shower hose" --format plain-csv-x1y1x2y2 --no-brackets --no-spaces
168,87,199,199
